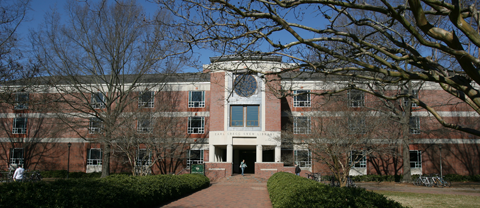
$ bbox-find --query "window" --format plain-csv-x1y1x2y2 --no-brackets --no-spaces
281,149,294,166
14,93,28,110
348,118,366,134
295,150,312,168
230,105,259,127
294,117,311,134
91,92,105,109
293,90,311,107
409,116,420,134
350,151,367,168
410,150,422,168
12,115,27,134
233,74,257,97
136,149,152,166
187,149,204,168
87,149,102,165
10,148,24,165
188,117,205,134
89,118,103,134
138,91,154,108
403,90,419,107
137,118,153,133
189,91,205,108
348,90,364,107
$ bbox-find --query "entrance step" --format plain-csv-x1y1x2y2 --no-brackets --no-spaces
215,174,268,184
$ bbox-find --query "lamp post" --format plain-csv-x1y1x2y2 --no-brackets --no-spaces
439,145,443,178
67,142,71,179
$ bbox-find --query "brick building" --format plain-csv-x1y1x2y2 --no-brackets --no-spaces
1,55,479,180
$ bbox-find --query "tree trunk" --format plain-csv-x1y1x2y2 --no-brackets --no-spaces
101,143,110,178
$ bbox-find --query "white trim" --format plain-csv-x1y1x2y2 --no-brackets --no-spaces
208,168,225,170
285,111,479,117
260,169,277,171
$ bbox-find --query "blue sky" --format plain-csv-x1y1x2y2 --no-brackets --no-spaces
18,0,215,73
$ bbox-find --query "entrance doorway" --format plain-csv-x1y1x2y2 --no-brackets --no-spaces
234,147,256,174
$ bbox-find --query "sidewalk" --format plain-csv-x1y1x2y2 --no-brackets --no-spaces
160,174,272,208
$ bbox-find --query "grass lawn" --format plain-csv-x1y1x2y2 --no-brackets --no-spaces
373,190,480,208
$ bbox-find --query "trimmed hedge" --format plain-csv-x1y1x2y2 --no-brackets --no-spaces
0,173,210,208
267,172,404,208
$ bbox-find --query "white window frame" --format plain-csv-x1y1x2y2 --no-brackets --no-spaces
138,91,154,108
91,92,105,109
188,91,205,108
293,117,311,134
294,149,312,168
403,89,419,107
87,148,102,165
89,118,103,134
187,149,204,168
137,118,153,133
348,118,366,134
410,150,422,168
350,150,367,168
293,90,311,107
348,90,364,108
136,149,152,166
12,114,27,134
10,148,24,165
188,116,205,134
409,116,420,134
14,93,28,110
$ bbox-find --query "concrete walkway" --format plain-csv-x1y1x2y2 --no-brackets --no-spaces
160,174,272,208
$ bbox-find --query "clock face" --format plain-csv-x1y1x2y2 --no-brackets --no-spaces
234,74,257,97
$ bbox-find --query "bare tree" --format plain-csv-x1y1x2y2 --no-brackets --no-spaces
113,82,203,176
154,0,480,137
32,0,191,177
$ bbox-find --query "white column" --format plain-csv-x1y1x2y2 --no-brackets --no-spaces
209,144,215,162
227,144,233,163
275,145,281,162
257,145,263,163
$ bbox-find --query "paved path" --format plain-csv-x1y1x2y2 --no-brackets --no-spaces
160,174,272,208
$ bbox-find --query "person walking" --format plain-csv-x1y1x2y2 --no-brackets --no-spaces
13,164,25,182
295,164,301,176
240,159,247,176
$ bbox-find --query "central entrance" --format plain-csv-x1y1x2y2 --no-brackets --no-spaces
233,146,256,174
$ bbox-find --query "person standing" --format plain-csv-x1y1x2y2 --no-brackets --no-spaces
240,159,247,176
295,164,301,176
13,164,25,182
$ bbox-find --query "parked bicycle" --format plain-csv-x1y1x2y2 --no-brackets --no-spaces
307,172,322,183
413,175,433,187
24,170,42,182
431,174,451,188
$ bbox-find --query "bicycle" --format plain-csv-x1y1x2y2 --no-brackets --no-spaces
346,176,356,188
432,174,451,188
24,170,42,182
307,172,322,183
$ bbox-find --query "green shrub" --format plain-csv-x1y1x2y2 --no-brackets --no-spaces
0,174,210,208
267,172,404,208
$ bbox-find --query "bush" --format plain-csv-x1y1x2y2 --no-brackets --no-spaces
0,174,210,208
267,172,404,208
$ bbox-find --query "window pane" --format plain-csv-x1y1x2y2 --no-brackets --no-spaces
295,90,309,101
190,117,203,128
191,91,203,101
231,106,243,127
90,149,101,159
246,106,258,127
